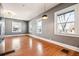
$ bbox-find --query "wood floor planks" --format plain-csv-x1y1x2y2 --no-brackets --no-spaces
0,35,78,56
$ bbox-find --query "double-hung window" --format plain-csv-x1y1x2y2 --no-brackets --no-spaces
54,4,79,37
29,22,32,33
57,10,75,34
12,21,22,33
36,19,42,34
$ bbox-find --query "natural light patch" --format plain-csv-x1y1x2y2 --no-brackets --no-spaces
12,38,21,50
37,42,43,55
29,38,33,49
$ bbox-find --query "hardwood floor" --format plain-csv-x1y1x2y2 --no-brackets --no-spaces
0,35,79,56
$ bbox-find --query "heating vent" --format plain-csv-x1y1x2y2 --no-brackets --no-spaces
61,49,69,54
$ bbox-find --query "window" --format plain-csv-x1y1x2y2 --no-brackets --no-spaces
57,11,75,34
12,21,22,33
36,19,42,34
29,22,32,33
54,4,79,37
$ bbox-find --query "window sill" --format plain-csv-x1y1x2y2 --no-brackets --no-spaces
54,33,79,37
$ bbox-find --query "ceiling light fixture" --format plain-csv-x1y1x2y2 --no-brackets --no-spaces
2,10,16,18
42,3,48,20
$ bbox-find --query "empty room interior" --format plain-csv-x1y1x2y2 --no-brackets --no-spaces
0,3,79,56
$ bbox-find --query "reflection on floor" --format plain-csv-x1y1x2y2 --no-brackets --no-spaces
0,39,5,54
1,35,79,56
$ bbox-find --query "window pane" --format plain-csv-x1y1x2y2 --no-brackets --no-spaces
57,24,64,33
57,11,75,23
65,23,75,33
57,15,65,23
65,11,75,22
36,19,42,34
12,22,22,32
37,21,42,26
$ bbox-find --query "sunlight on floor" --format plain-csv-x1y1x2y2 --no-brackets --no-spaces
0,40,5,53
37,42,43,55
12,38,21,50
29,38,33,49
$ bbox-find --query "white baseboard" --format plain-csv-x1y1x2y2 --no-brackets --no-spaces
28,34,79,52
0,34,79,52
0,34,28,37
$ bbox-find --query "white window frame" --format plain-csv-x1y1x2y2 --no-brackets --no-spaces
12,21,22,33
54,4,79,37
36,18,42,34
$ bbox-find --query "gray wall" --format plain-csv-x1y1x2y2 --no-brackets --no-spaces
0,3,28,35
4,18,28,35
29,3,79,48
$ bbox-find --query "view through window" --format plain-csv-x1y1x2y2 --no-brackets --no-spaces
36,19,42,34
57,11,75,34
12,21,22,33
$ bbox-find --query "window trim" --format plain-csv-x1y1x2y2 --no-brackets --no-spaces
54,4,79,37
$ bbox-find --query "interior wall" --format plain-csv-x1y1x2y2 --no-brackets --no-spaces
29,3,79,48
4,18,28,35
0,3,28,35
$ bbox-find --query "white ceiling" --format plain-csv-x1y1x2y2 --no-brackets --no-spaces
1,3,58,21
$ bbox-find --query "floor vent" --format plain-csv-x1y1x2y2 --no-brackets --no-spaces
61,49,69,54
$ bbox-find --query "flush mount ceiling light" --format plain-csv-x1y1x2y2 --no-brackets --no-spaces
42,3,48,20
2,10,16,18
